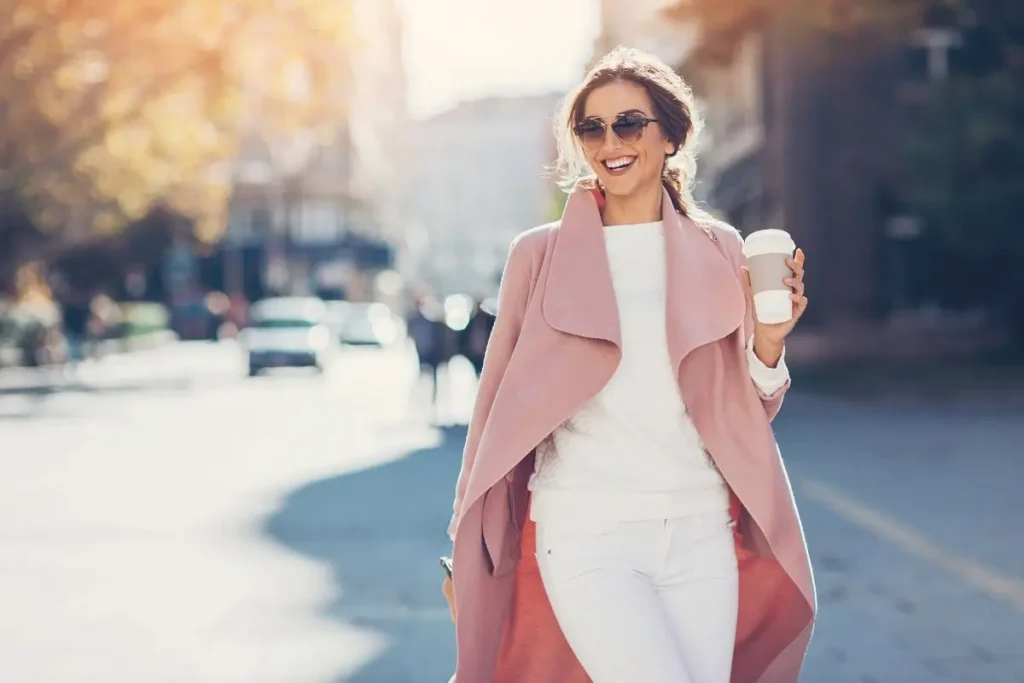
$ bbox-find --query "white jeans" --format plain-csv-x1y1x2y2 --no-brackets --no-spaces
535,510,739,683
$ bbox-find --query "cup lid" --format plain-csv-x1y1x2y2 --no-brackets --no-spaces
742,229,795,258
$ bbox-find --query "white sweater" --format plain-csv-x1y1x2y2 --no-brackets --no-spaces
528,221,789,529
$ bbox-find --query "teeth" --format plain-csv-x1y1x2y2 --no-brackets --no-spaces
605,157,635,169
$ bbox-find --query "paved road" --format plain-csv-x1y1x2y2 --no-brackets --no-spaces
0,343,1021,682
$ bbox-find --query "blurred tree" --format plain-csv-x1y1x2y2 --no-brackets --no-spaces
0,191,45,293
902,2,1024,337
664,0,956,67
0,0,351,245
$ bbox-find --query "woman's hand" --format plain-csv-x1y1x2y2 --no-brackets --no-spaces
442,576,456,622
740,248,808,368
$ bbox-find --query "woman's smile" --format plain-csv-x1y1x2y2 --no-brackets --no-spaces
601,155,637,174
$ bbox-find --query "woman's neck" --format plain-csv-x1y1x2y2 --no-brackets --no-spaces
600,182,663,226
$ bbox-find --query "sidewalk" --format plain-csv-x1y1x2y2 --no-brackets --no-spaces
0,339,205,398
0,331,179,390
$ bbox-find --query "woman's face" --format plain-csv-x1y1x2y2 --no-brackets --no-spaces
578,79,675,202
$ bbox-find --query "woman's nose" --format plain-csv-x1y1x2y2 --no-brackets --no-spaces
600,127,623,155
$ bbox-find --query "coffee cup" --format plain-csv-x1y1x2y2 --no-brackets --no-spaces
742,229,796,324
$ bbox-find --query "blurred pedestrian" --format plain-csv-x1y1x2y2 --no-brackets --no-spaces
444,47,814,683
87,293,121,359
227,292,250,334
406,294,445,420
459,297,493,378
205,291,232,340
59,292,91,370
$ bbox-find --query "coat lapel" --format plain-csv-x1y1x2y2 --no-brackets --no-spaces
469,184,747,513
461,187,622,530
541,186,745,364
541,188,622,348
663,192,746,372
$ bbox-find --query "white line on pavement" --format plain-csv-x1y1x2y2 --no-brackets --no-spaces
801,478,1024,613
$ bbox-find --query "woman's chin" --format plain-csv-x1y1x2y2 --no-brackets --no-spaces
598,177,636,197
599,176,654,200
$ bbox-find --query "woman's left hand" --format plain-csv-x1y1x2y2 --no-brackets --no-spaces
740,248,808,366
442,576,456,622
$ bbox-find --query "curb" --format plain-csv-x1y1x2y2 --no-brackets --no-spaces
103,330,180,354
0,330,179,371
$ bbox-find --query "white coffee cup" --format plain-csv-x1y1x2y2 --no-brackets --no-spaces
742,229,796,324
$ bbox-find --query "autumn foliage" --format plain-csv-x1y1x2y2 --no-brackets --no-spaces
0,0,352,243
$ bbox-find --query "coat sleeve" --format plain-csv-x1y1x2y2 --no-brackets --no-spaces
722,224,791,422
743,294,790,422
448,235,532,539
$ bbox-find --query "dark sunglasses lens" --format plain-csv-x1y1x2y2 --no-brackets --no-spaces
576,123,605,146
611,118,646,143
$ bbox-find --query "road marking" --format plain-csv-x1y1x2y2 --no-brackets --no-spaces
801,478,1024,613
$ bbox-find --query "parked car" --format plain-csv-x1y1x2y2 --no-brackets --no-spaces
332,302,401,348
324,301,352,339
240,297,334,376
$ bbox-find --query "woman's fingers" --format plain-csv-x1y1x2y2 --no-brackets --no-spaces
442,577,456,622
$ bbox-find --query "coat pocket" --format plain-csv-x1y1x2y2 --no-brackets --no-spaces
481,478,519,577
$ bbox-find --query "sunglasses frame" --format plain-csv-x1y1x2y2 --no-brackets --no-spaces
573,113,660,148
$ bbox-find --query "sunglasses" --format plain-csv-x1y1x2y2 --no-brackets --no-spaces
573,112,659,148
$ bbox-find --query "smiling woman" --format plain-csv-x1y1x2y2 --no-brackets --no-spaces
445,46,814,683
553,50,704,226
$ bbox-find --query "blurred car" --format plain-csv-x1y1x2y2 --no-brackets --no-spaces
324,301,352,338
240,297,334,376
335,302,400,347
170,296,218,341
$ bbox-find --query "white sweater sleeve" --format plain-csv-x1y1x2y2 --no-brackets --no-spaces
746,335,790,396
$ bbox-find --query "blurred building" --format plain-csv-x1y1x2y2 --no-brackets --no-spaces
684,21,1002,361
346,0,409,249
214,0,408,305
590,4,999,361
683,26,895,332
590,0,697,67
402,93,562,297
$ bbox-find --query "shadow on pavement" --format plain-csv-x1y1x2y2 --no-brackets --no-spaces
0,378,194,397
264,424,465,683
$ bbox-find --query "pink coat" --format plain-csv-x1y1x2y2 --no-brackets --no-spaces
449,187,817,682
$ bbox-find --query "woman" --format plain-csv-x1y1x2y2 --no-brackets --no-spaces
444,46,816,683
